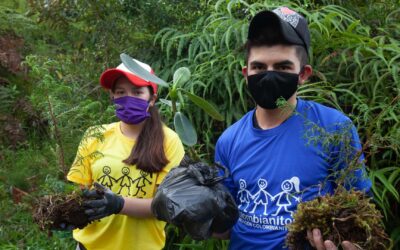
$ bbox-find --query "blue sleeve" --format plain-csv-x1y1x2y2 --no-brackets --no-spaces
215,137,238,198
330,121,372,195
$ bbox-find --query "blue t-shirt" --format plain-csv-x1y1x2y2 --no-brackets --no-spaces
215,98,371,250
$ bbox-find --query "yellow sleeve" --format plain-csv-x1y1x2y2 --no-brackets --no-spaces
156,129,185,185
67,126,103,186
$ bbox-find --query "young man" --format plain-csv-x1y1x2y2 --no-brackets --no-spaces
214,7,371,250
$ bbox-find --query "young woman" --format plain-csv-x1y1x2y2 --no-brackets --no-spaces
67,58,185,250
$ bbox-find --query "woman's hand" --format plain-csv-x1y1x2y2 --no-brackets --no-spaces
307,228,359,250
83,182,125,221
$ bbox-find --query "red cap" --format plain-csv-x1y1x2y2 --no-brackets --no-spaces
99,58,158,93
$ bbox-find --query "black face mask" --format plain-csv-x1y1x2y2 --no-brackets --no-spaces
247,71,299,109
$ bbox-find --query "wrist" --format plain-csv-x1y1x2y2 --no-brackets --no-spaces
116,196,125,214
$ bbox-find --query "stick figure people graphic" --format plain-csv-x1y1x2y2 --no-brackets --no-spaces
272,176,301,216
250,178,274,215
131,170,152,197
116,167,134,195
97,166,116,189
237,179,252,212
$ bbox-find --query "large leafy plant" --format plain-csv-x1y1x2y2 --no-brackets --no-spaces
120,53,224,159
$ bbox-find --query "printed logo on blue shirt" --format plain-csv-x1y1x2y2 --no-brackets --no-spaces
237,177,301,231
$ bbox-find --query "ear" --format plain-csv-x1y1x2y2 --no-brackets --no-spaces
242,66,248,77
242,67,248,85
298,65,312,85
109,90,114,101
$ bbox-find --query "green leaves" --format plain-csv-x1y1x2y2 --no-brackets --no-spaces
174,112,197,146
169,68,225,122
182,90,224,121
369,166,400,218
173,67,191,87
120,53,169,87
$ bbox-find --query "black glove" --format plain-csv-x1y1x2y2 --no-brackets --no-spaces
83,182,125,221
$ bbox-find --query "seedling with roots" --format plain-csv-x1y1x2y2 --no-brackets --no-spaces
284,105,392,249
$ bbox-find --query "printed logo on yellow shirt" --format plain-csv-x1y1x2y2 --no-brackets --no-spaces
97,166,153,198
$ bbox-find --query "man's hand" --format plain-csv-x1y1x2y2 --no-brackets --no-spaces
83,182,125,221
307,228,359,250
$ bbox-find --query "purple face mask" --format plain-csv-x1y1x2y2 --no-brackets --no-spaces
113,96,150,124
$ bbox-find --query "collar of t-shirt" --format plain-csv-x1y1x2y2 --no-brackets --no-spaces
252,99,301,130
252,111,261,129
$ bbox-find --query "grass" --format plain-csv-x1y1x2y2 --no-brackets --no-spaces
0,183,75,249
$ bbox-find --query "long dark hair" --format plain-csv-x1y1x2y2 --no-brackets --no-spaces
121,87,169,172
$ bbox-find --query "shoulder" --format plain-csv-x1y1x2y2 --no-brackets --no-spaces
84,122,119,136
78,122,119,147
298,99,352,128
217,110,253,145
161,125,185,168
162,125,181,141
162,125,184,150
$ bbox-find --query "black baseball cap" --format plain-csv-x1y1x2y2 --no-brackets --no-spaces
248,7,310,54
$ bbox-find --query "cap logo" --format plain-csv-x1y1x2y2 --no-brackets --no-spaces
273,7,301,28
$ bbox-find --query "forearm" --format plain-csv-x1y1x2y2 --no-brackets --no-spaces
120,197,154,218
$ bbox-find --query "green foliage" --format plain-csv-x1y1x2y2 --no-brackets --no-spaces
183,90,224,122
122,0,206,32
0,151,76,249
0,147,57,191
294,6,400,240
164,224,229,250
174,112,197,146
1,0,399,248
0,183,75,249
0,84,18,114
121,53,169,87
173,67,191,88
153,0,253,157
25,55,115,174
0,5,35,36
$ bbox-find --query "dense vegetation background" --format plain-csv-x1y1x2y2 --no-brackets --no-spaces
0,0,399,249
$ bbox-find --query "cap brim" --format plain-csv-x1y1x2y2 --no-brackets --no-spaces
100,68,157,93
248,10,304,47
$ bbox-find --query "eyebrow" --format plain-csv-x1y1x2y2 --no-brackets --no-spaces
249,61,267,67
273,60,294,67
249,60,295,67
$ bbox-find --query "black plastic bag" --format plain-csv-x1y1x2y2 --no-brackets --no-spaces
151,158,238,240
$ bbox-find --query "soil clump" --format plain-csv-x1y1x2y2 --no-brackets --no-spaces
33,191,90,231
286,188,392,250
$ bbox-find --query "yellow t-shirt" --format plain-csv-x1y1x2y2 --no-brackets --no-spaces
67,122,185,250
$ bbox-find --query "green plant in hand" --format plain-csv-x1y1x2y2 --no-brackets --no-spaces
286,187,392,249
285,115,392,250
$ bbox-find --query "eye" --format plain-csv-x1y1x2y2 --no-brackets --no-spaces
276,65,291,71
252,64,265,71
115,90,125,95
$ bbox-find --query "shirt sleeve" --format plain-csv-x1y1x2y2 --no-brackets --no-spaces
215,136,237,198
330,121,372,195
155,131,185,185
67,127,101,186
